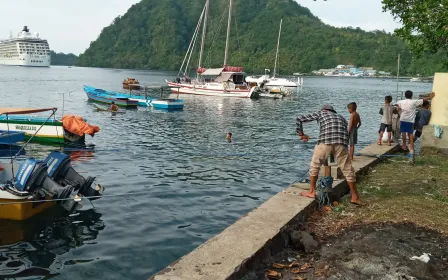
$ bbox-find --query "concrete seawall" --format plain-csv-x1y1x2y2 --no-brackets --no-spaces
150,143,400,280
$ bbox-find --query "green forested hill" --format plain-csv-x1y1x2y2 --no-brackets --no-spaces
51,51,78,66
78,0,446,75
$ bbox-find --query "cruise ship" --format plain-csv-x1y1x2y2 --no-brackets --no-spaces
0,26,51,67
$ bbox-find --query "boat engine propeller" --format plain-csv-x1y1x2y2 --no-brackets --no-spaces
44,152,104,200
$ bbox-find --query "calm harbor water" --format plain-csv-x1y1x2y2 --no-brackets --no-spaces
0,66,432,279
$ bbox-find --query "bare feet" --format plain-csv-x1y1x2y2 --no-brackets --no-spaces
377,141,382,145
350,200,367,207
300,191,316,198
401,145,408,151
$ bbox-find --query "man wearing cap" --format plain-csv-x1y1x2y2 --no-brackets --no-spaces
296,105,365,206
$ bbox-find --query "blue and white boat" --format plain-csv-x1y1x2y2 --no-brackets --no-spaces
85,86,184,110
84,86,138,108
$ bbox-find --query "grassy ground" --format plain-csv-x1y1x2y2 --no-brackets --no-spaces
305,148,448,240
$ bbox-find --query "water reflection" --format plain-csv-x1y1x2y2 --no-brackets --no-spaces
0,209,104,279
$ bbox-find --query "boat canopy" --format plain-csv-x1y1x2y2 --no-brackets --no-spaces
0,108,57,115
201,68,224,76
215,72,234,82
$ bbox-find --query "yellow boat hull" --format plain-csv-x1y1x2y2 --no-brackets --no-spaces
0,199,56,221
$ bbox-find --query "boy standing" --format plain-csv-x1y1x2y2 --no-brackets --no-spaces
397,90,435,154
378,96,396,146
414,100,432,141
347,102,361,161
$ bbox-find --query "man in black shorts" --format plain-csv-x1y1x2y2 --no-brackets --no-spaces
414,100,432,140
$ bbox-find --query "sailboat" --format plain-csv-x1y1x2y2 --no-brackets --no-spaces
166,0,257,98
246,19,302,91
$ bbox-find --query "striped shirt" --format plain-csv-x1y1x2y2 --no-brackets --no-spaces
296,110,349,146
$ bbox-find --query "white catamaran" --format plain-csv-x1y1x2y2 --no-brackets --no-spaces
167,0,257,98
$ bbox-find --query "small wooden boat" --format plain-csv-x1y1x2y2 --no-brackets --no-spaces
123,78,141,90
0,108,64,144
93,104,126,113
0,108,104,221
84,85,138,108
143,85,185,111
151,99,185,110
86,85,185,111
0,152,104,221
93,104,110,111
0,108,100,145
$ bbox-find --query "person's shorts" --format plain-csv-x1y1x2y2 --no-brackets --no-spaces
400,121,414,134
310,144,355,182
379,123,392,132
349,128,357,145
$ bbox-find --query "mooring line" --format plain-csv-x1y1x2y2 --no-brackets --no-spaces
0,190,155,206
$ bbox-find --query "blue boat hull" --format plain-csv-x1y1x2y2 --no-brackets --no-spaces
0,131,25,144
84,86,138,108
85,85,184,110
151,100,185,110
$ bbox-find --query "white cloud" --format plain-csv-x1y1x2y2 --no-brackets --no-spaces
295,0,402,32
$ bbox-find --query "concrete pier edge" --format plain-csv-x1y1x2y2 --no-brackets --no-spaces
150,143,401,280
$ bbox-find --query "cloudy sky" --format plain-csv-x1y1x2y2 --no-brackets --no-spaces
0,0,402,55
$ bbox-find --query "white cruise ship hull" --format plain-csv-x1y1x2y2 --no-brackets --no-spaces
0,54,50,67
167,81,256,98
0,26,51,67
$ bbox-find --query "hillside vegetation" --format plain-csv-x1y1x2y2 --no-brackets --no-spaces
51,51,78,66
78,0,446,75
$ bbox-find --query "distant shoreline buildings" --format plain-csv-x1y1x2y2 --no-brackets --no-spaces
312,65,391,77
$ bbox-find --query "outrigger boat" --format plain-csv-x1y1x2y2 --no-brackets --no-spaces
0,108,104,221
85,85,185,111
84,86,139,108
0,108,100,144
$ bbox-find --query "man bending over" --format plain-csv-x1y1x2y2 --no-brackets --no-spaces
296,104,365,206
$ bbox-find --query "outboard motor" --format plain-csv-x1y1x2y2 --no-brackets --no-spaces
14,159,74,200
44,152,103,200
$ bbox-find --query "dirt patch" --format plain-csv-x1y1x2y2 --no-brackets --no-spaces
303,150,448,240
244,223,448,280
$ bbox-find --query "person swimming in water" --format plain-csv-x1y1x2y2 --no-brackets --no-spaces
110,102,119,112
226,132,232,143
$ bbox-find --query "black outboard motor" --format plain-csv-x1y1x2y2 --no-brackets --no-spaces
14,159,74,200
44,152,103,200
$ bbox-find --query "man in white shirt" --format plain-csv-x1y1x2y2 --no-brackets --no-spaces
397,90,435,154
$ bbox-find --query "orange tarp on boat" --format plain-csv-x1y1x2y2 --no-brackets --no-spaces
61,115,100,137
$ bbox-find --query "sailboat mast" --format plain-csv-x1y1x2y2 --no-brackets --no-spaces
223,0,232,66
273,19,283,78
198,0,209,72
396,54,400,101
